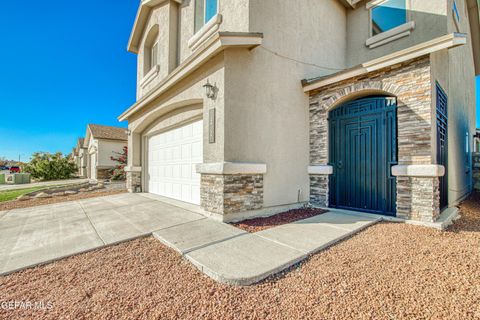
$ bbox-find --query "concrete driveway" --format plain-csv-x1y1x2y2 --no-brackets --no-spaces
0,193,204,275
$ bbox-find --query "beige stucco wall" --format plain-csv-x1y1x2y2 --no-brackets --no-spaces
128,53,226,173
138,0,250,101
430,0,476,206
221,0,347,207
97,140,128,168
346,0,448,67
137,2,179,99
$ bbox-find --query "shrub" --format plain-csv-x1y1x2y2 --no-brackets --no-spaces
23,152,77,181
110,146,127,181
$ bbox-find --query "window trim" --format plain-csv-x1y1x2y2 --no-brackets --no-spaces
150,41,159,70
204,0,218,25
188,13,223,50
194,0,219,34
366,0,414,48
143,25,160,76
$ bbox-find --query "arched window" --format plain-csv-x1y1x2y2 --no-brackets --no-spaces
144,25,159,75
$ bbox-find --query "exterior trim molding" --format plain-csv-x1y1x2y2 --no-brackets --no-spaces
366,21,416,49
128,0,183,54
119,32,263,121
392,165,445,177
308,165,333,175
124,166,142,173
196,162,267,175
140,65,160,88
303,33,467,92
188,14,223,51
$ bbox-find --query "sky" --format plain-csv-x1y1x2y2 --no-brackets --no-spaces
0,1,138,162
0,2,479,162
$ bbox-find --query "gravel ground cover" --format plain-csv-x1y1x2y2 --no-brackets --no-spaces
1,195,480,319
0,189,127,211
232,207,327,232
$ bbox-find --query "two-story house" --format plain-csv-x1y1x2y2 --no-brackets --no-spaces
119,0,480,225
73,137,87,178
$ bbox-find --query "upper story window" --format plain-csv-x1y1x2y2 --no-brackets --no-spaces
370,0,407,36
366,0,414,48
143,25,159,75
194,0,218,33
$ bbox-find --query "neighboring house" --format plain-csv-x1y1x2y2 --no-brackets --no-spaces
73,138,88,178
84,124,128,181
119,0,480,224
474,129,480,152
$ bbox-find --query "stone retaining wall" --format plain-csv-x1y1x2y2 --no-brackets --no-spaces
201,174,263,215
97,169,111,180
127,171,142,193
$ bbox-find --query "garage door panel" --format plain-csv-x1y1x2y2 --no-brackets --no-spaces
148,119,203,205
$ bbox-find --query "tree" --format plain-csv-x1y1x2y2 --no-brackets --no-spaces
110,146,127,181
23,152,77,181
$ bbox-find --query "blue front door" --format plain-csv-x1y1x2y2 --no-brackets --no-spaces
329,96,397,216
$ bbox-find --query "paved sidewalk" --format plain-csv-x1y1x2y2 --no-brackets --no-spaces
0,178,89,192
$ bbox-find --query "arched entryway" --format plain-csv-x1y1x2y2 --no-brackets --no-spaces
328,96,398,216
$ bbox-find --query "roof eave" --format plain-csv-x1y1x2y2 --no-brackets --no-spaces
467,0,480,75
119,32,263,121
303,33,467,92
128,0,183,54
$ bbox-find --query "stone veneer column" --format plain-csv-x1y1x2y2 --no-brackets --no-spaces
393,165,444,222
196,162,266,217
308,165,333,207
125,167,142,193
308,57,443,222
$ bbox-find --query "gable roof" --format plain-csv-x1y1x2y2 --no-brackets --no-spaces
87,124,128,141
76,137,85,149
128,0,182,54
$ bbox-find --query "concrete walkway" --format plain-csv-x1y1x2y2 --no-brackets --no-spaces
0,178,89,192
0,193,205,275
0,193,380,285
155,211,380,285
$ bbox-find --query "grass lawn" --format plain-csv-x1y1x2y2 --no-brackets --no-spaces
0,186,47,202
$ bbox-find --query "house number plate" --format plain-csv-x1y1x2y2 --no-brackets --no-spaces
209,108,215,144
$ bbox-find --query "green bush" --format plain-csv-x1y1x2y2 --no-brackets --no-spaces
23,152,77,181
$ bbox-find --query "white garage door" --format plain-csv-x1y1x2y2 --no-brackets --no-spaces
147,119,203,205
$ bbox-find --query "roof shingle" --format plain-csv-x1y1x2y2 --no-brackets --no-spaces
88,124,128,141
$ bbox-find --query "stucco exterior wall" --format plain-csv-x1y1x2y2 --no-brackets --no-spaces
97,140,127,168
137,2,179,99
221,0,347,208
128,53,226,178
430,0,476,206
346,0,448,67
137,0,251,100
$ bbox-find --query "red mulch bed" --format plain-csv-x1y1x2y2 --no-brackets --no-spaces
232,207,327,233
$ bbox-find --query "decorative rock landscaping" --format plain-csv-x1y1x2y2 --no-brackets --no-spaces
18,182,104,201
0,181,126,211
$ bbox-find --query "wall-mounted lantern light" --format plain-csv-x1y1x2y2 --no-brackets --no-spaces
203,80,217,100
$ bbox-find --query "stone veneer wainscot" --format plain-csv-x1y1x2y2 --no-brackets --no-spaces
308,56,442,222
